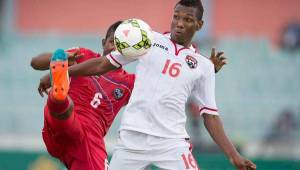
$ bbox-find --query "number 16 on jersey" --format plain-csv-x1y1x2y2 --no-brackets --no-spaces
162,59,182,78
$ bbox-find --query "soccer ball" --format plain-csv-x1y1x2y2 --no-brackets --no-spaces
114,18,154,59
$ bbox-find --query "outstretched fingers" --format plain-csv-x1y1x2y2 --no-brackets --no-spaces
210,48,228,73
245,160,256,170
67,49,84,65
216,51,224,59
38,83,49,97
211,47,216,58
219,55,227,66
38,74,51,97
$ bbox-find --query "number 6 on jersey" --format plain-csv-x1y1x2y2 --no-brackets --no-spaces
90,92,103,108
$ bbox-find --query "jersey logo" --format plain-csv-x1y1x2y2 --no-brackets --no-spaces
185,55,198,69
153,43,168,51
113,88,124,100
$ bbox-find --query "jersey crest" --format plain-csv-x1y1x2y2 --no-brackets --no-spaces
185,55,198,69
113,88,124,100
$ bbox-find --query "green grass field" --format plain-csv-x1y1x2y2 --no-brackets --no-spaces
0,150,299,170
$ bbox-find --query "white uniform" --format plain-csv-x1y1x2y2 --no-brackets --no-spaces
107,32,218,170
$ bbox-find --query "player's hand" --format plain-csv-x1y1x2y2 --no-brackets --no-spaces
210,48,227,73
38,74,51,97
67,49,84,66
230,154,256,170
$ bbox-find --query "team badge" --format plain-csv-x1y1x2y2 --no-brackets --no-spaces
185,55,198,69
113,88,124,100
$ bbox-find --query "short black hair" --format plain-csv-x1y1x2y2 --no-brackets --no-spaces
105,20,123,40
175,0,204,20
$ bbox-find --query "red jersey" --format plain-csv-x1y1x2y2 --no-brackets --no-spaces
69,47,135,136
42,47,135,170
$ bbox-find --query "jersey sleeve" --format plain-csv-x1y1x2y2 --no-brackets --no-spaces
65,47,80,53
65,47,100,64
124,73,135,104
106,51,136,68
190,63,219,116
127,73,135,92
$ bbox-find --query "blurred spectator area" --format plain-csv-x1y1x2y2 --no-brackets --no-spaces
281,22,300,50
0,0,3,27
212,0,300,45
14,0,300,45
0,0,300,158
15,0,176,34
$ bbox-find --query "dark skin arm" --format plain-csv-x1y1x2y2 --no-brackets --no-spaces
30,53,52,70
38,56,117,96
68,56,117,77
37,47,226,96
203,114,256,170
30,49,84,71
32,47,226,72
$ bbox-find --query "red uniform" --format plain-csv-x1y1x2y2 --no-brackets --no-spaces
42,48,135,170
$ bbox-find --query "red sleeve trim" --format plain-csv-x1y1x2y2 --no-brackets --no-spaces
65,47,81,53
192,44,199,53
170,40,190,56
199,107,218,112
108,54,122,67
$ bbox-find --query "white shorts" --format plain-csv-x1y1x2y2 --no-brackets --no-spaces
109,130,200,170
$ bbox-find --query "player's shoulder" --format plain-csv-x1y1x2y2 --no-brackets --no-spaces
152,31,162,36
66,47,98,55
153,31,169,40
194,53,214,72
67,47,100,64
80,47,98,56
151,31,174,49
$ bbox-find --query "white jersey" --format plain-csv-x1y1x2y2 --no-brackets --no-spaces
106,32,218,138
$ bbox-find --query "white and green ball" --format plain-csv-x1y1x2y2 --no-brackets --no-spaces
114,18,154,59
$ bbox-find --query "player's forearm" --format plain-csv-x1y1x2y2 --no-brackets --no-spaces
31,53,52,70
203,114,240,159
68,57,117,76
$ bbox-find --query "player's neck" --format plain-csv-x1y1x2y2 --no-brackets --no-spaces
175,40,192,49
170,37,192,48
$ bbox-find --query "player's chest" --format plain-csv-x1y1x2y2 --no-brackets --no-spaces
89,76,129,103
70,77,129,113
140,45,200,84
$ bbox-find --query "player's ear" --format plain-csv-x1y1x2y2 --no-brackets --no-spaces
196,20,203,31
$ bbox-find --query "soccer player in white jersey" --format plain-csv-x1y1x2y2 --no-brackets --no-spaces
38,0,256,169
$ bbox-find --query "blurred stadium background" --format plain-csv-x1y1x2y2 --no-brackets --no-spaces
0,0,300,169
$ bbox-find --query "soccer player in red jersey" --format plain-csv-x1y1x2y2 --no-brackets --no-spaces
31,21,135,170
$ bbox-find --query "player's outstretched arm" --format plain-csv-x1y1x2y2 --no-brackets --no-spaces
203,114,256,170
31,49,83,71
210,48,227,73
38,51,117,95
68,56,117,77
31,53,52,70
38,55,117,96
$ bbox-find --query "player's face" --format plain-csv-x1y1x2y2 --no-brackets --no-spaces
170,4,203,47
102,33,115,56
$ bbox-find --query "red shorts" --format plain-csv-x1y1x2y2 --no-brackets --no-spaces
42,106,108,170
